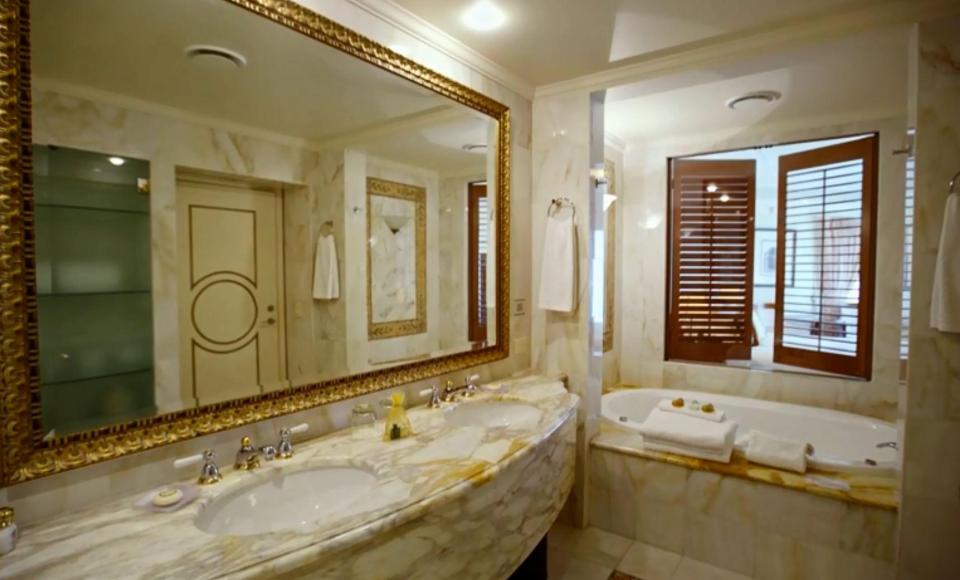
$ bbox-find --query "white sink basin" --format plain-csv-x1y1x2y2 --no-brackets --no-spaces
444,401,539,429
196,466,376,536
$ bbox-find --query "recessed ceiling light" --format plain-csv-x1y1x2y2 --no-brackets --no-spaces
108,156,125,166
185,45,247,69
726,90,782,111
462,1,506,31
705,182,718,193
719,193,731,203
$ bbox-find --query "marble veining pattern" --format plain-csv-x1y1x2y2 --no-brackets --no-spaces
0,378,577,579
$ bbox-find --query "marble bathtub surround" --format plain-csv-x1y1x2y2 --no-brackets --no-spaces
594,424,897,510
0,377,577,579
588,440,898,580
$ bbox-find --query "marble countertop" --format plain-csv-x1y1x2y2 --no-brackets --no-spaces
0,377,578,579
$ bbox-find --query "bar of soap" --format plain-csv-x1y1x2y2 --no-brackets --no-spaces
151,487,183,507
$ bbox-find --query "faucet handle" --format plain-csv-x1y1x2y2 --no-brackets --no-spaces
277,423,309,459
174,449,222,485
419,385,443,408
235,436,259,470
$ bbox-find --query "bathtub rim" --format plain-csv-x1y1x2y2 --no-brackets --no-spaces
600,386,899,476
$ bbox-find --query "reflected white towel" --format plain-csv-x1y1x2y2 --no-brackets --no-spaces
744,430,812,474
932,193,960,332
638,408,737,463
538,212,577,312
312,235,339,300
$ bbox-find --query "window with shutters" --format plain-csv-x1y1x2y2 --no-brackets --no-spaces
666,134,879,379
468,182,488,344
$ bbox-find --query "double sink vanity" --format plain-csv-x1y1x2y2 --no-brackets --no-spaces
1,378,577,579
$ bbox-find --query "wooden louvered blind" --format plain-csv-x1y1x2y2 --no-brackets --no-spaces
468,182,488,343
774,136,877,378
667,160,756,362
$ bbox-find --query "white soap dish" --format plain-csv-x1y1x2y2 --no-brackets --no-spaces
134,483,201,513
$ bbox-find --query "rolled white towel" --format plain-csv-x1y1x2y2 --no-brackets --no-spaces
638,408,737,459
642,439,734,463
657,399,726,422
744,430,812,474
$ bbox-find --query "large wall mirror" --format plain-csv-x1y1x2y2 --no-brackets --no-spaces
0,0,510,483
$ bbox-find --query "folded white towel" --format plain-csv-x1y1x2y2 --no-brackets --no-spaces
744,430,812,474
931,192,960,332
538,211,577,312
637,408,737,463
312,234,339,300
643,439,734,463
658,399,726,422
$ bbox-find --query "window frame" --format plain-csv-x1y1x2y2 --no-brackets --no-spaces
663,133,880,380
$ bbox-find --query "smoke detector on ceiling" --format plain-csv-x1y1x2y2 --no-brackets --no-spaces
185,45,247,69
725,90,782,111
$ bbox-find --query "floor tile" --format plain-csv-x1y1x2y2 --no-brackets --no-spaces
671,557,753,580
549,555,613,580
567,526,634,568
617,541,682,580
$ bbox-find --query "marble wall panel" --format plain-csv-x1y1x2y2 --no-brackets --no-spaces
898,17,960,580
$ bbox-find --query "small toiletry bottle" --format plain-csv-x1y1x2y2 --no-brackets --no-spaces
0,506,17,556
383,393,413,441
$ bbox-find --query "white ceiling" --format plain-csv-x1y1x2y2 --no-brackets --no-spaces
604,27,909,145
389,0,882,86
31,0,488,173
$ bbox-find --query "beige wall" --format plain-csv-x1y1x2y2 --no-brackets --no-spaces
897,17,960,580
0,0,533,526
615,117,908,421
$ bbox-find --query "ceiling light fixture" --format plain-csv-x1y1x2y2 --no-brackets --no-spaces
719,194,731,203
108,156,125,166
185,45,247,69
725,90,782,111
705,182,718,193
462,1,506,32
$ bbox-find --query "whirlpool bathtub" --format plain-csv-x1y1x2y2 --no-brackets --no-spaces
601,388,898,475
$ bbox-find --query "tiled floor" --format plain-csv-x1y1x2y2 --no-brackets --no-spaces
548,523,752,580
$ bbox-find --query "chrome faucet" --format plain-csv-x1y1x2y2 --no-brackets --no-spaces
441,374,481,402
234,436,277,471
876,441,898,450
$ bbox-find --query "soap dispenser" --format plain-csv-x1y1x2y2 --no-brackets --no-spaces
383,392,413,441
0,506,17,556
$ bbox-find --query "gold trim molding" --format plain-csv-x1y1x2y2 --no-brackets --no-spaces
0,0,511,484
366,177,427,340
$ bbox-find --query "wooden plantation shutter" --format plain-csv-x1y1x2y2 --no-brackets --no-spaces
667,160,756,362
774,136,877,378
468,182,488,343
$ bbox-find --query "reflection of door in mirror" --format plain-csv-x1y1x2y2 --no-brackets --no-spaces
34,145,156,438
175,177,287,407
468,181,489,346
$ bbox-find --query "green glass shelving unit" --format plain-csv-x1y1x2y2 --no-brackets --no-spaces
33,145,156,436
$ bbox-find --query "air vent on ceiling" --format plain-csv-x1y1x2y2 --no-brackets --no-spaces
184,45,247,69
725,90,782,111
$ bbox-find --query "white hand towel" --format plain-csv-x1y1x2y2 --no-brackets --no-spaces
657,399,726,422
642,439,733,463
312,234,339,300
744,430,812,474
538,211,577,312
637,407,737,463
932,192,960,332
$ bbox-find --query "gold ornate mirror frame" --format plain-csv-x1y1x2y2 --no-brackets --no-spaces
0,0,511,484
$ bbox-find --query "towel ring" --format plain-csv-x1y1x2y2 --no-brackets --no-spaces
548,197,576,217
950,170,960,194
